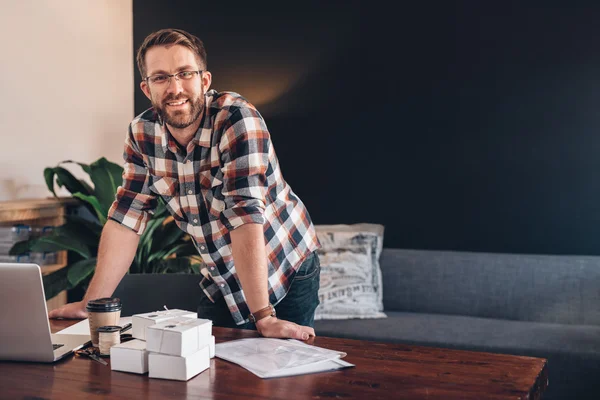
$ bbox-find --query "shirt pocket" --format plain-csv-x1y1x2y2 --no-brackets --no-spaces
149,176,184,220
199,168,223,189
199,169,226,217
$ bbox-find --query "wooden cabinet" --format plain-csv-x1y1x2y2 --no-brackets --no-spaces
0,198,75,312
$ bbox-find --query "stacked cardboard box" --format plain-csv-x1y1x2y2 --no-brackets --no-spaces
131,309,197,340
111,309,214,381
110,339,149,374
147,317,213,380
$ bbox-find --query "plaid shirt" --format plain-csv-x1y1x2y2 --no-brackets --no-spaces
108,89,320,325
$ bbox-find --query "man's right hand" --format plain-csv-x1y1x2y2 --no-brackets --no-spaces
255,316,316,340
48,301,88,319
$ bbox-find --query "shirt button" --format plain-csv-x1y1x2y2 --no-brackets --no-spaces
187,190,193,195
220,284,225,288
193,218,198,224
200,245,205,250
210,266,215,270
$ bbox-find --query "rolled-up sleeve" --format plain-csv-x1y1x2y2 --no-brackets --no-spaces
107,124,157,235
218,108,270,231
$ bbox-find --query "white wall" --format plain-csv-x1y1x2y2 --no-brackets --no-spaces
0,0,133,201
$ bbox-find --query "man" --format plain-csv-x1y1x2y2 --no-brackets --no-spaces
49,28,321,340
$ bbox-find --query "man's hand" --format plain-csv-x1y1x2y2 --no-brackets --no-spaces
255,316,315,340
48,301,87,319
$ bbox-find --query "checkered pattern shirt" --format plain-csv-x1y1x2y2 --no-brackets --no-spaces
108,89,320,325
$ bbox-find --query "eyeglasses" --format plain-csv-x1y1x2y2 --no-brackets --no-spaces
145,70,203,86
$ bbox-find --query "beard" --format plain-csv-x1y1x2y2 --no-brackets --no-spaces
154,90,204,129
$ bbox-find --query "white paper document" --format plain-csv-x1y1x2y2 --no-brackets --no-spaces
214,338,354,378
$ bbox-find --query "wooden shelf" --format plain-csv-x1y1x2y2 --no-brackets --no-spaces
0,198,77,224
0,198,77,311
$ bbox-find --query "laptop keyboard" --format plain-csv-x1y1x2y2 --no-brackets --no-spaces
53,344,64,350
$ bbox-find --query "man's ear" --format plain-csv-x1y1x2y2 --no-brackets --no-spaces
202,71,212,92
140,80,152,101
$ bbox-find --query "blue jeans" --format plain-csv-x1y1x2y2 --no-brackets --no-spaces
197,251,321,330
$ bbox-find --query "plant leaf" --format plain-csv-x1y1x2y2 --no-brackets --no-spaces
172,239,197,257
189,263,201,274
53,166,92,197
56,217,102,249
66,258,97,287
72,193,107,225
32,235,91,259
154,242,195,263
42,267,70,300
9,239,36,255
155,257,194,274
137,216,165,266
152,198,170,219
149,221,185,257
44,168,57,197
61,160,92,175
89,157,123,216
64,214,103,236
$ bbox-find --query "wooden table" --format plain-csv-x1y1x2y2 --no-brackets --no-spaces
0,319,548,399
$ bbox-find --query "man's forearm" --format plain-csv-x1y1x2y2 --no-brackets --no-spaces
229,223,269,314
82,220,140,304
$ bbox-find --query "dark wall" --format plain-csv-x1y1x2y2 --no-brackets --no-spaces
133,1,600,255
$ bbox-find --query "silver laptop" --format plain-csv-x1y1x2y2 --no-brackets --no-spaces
0,263,90,362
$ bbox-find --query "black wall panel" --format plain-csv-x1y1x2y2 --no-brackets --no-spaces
133,1,600,254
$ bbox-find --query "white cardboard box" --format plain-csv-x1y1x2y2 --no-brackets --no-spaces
146,317,212,357
209,335,215,358
149,345,210,381
110,339,149,374
132,309,197,340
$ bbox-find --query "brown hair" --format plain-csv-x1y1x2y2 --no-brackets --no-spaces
136,28,207,79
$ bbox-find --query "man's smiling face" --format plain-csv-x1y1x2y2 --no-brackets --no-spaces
140,44,207,129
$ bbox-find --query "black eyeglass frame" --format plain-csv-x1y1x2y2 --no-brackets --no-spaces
144,70,204,85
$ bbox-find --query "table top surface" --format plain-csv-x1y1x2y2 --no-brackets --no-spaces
0,319,548,400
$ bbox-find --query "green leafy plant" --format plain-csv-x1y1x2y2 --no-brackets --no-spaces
10,157,201,300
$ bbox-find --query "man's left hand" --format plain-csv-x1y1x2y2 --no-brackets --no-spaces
255,316,315,340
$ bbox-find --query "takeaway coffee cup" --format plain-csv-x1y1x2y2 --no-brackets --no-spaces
86,298,122,347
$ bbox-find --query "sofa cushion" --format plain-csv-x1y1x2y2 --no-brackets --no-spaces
379,249,600,325
315,311,600,355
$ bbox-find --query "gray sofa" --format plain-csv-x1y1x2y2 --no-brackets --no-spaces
113,248,600,399
315,248,600,400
